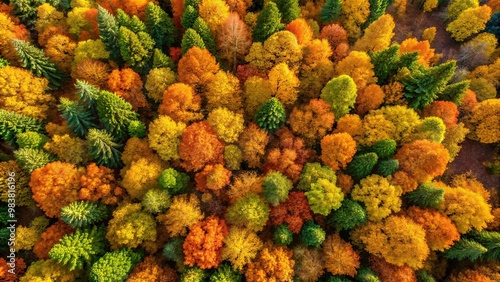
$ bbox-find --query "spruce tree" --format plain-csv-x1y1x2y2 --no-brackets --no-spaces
328,198,367,230
193,17,216,55
182,5,199,30
346,153,378,182
96,90,139,141
86,129,123,169
468,230,500,260
90,248,143,282
368,138,397,159
145,2,176,49
320,0,342,23
370,45,400,85
0,110,45,147
273,224,293,245
75,79,100,112
376,159,399,177
127,120,147,138
152,48,176,70
58,98,98,138
12,39,65,89
274,0,300,23
181,28,206,55
98,6,121,63
438,80,470,105
14,148,56,173
61,201,110,228
252,2,284,42
254,97,286,134
118,27,155,74
443,238,487,261
365,0,389,27
12,0,44,28
406,183,444,209
115,9,146,33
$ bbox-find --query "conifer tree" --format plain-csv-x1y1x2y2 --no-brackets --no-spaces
16,132,49,149
193,17,216,55
116,9,146,33
370,45,419,85
368,139,397,159
12,0,44,28
443,238,487,261
254,97,286,134
12,39,64,89
14,148,56,173
376,159,399,177
438,80,470,105
152,49,176,70
182,5,199,29
86,129,123,169
118,27,155,74
58,98,98,138
145,2,176,49
61,201,109,228
467,230,500,260
75,80,100,112
181,28,206,55
273,224,293,245
95,90,139,141
98,6,122,63
300,221,326,247
0,110,45,147
320,0,342,23
328,198,367,230
346,153,378,182
90,248,143,282
274,0,300,23
253,2,284,42
406,183,444,209
365,0,389,27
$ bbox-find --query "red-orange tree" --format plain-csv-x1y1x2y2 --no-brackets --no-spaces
179,122,225,172
268,191,313,233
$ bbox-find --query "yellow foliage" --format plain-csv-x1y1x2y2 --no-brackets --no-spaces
20,259,79,282
446,5,492,42
144,68,177,102
442,123,469,161
336,51,377,91
205,70,243,113
43,134,89,165
451,173,490,201
14,216,49,251
207,107,245,143
301,39,332,71
35,3,67,36
0,161,35,208
222,227,263,271
268,63,300,107
423,0,438,12
223,145,243,170
66,7,92,36
469,99,500,143
147,115,186,161
227,171,263,204
44,35,77,72
422,27,437,44
447,0,480,20
0,66,53,120
392,0,407,16
353,14,395,52
340,0,370,39
72,39,109,66
198,0,230,33
245,246,295,282
243,76,273,119
121,137,158,168
157,194,204,237
120,157,164,199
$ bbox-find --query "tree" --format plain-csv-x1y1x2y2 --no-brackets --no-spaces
245,246,295,282
336,51,377,91
319,24,349,61
446,6,492,42
157,194,204,237
406,183,444,209
447,0,480,20
289,99,335,143
89,248,143,282
263,172,293,206
222,227,263,271
147,116,186,162
268,63,300,107
340,0,370,39
422,101,459,127
305,178,344,216
369,44,419,85
43,35,77,73
368,256,416,282
192,17,216,55
469,99,500,144
207,107,244,143
177,47,220,89
300,221,326,247
320,0,342,23
268,191,313,233
96,90,140,142
182,5,199,30
217,13,252,72
181,28,206,55
20,259,78,281
79,163,124,205
145,2,175,49
328,198,367,231
0,110,44,147
33,221,73,260
443,238,488,261
121,157,164,199
159,83,203,123
274,0,300,23
14,148,56,173
118,26,154,74
198,0,230,33
356,84,385,115
144,67,177,102
210,264,243,282
365,0,389,26
128,256,178,282
97,5,121,63
86,129,123,169
285,18,313,45
205,70,243,112
322,234,360,277
320,75,358,119
399,38,435,67
179,122,225,172
60,201,108,228
107,68,148,110
252,2,284,42
320,133,357,171
238,123,270,168
151,48,176,69
254,97,286,134
353,14,394,52
486,12,500,40
346,153,379,182
226,194,270,232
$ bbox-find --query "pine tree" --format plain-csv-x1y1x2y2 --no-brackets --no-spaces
145,2,176,49
181,28,206,54
300,221,326,247
86,129,123,169
193,17,216,55
355,267,380,282
90,248,143,282
320,0,342,23
273,224,293,245
368,138,397,159
254,97,286,134
58,98,98,138
253,2,284,42
127,120,147,138
12,39,65,89
467,230,500,260
274,0,300,23
118,27,155,74
152,48,176,70
12,0,44,28
61,201,109,228
376,159,399,177
14,148,56,173
182,5,199,29
365,0,389,27
443,238,487,261
402,61,457,109
75,80,100,112
346,153,378,182
98,6,122,63
406,183,444,209
50,226,107,271
370,45,419,85
95,90,139,141
0,110,45,147
116,9,146,33
328,198,367,230
438,80,470,105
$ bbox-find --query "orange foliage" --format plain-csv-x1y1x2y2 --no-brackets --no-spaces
44,35,77,72
97,0,152,20
0,13,29,65
29,162,82,218
422,101,459,127
178,47,220,91
225,0,251,18
356,84,385,115
382,81,407,106
449,269,494,282
179,122,225,172
238,123,270,169
158,83,203,123
394,139,450,183
183,216,229,269
301,39,333,70
107,68,148,110
71,58,111,88
245,246,295,282
33,221,74,260
333,114,364,140
79,163,124,205
389,171,418,194
128,256,178,282
370,256,417,282
461,89,479,113
288,99,335,143
399,38,435,67
322,234,360,277
337,172,354,194
217,13,252,71
38,25,70,47
80,8,99,40
0,257,26,282
286,18,313,45
170,0,184,29
268,191,313,233
320,133,357,171
195,164,232,192
227,171,264,204
319,24,349,61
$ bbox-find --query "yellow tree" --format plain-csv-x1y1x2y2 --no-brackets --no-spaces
468,98,500,143
340,0,370,39
446,5,492,41
205,70,243,113
198,0,230,34
353,14,395,53
336,51,377,91
268,63,300,107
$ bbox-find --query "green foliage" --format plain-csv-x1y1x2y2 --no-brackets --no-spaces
0,110,45,147
300,220,326,248
49,225,107,271
406,183,444,209
365,0,389,27
12,39,65,89
0,57,8,68
181,28,206,55
184,0,201,9
14,148,56,173
158,168,190,195
89,248,143,282
163,237,185,264
319,274,352,282
320,0,342,23
182,5,199,30
193,17,216,55
328,198,367,230
370,45,419,85
253,2,285,42
152,48,176,70
116,9,146,33
273,224,294,245
355,267,380,282
12,0,44,28
443,238,487,261
346,153,378,182
305,178,344,216
16,131,49,149
367,139,397,159
96,90,139,141
486,12,500,41
297,162,337,192
86,129,123,169
209,264,243,282
98,5,122,63
254,97,286,134
58,98,99,137
61,201,109,228
438,80,470,105
75,79,100,111
263,171,293,206
375,159,399,177
402,61,456,109
145,2,176,49
416,270,437,282
416,117,446,143
226,194,270,232
127,120,147,138
467,230,500,260
181,267,208,282
320,75,357,119
118,26,155,74
274,0,300,23
141,188,172,214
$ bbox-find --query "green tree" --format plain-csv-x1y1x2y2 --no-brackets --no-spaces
127,120,147,138
116,9,146,33
12,39,64,89
61,201,109,228
375,159,399,177
346,153,378,182
300,221,326,247
254,97,286,134
158,168,190,195
118,27,155,74
252,2,284,42
273,224,293,245
467,230,500,261
145,2,176,49
193,17,216,55
58,98,98,138
14,148,56,173
305,178,344,216
274,0,300,23
297,162,337,192
182,5,199,29
75,79,100,112
89,248,143,282
181,28,206,55
320,0,342,23
0,58,9,69
443,238,487,261
320,75,357,119
365,0,389,27
369,45,419,85
367,138,397,159
86,129,123,169
438,80,470,105
328,198,367,230
0,110,45,147
406,183,444,209
12,0,45,28
226,194,270,232
98,5,121,63
263,171,293,206
152,48,176,70
49,226,107,271
16,131,49,149
96,90,139,141
209,264,243,282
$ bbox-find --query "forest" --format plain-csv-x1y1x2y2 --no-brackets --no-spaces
0,0,499,281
